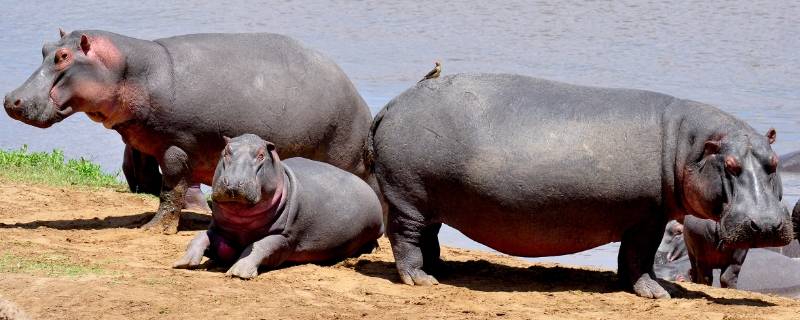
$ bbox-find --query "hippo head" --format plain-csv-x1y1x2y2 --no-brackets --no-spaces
4,29,124,128
211,134,284,206
682,128,793,248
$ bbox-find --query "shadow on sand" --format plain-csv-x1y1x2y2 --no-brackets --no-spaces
349,258,776,307
0,211,211,231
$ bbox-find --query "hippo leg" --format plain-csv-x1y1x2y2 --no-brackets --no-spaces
386,198,439,286
122,145,162,196
183,184,211,213
173,231,211,269
226,234,291,279
618,216,670,299
142,146,189,234
689,263,713,286
719,264,741,288
421,223,444,274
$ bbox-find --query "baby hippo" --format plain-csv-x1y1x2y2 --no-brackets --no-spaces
173,134,383,279
683,215,748,288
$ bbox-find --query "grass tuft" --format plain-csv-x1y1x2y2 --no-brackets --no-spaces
0,253,112,277
0,145,124,188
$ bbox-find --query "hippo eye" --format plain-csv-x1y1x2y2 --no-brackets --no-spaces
256,151,265,161
54,48,71,66
767,154,778,174
724,156,741,176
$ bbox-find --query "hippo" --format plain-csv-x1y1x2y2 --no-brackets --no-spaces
368,73,793,299
122,145,210,212
173,134,383,278
780,151,800,173
653,220,690,282
4,30,373,234
682,215,748,288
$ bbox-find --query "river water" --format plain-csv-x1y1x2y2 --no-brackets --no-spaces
0,1,798,270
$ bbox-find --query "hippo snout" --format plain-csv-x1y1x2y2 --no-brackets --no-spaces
720,206,793,248
212,177,261,204
3,94,22,117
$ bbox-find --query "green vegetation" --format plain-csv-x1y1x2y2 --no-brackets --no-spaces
0,252,112,277
0,145,124,188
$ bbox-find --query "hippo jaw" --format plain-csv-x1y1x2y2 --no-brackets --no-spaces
4,64,75,128
683,130,793,249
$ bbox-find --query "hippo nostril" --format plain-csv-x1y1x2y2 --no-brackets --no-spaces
774,221,784,234
13,99,21,107
750,220,761,233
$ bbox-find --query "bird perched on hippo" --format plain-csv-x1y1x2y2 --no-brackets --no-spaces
3,29,374,234
368,73,794,299
173,134,383,278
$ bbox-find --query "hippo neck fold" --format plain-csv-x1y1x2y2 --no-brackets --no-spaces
73,30,172,132
213,164,299,239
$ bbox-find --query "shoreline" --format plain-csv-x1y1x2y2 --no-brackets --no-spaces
1,180,799,319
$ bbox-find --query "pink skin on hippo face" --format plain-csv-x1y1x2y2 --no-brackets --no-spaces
4,30,128,128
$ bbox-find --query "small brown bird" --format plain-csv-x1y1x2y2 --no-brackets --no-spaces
418,61,442,83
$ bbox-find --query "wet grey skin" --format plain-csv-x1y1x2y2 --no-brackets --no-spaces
682,215,748,288
3,30,373,234
368,73,793,299
173,134,383,279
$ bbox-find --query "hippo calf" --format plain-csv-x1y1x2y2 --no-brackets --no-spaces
4,30,373,234
173,134,383,278
682,215,748,288
369,73,793,299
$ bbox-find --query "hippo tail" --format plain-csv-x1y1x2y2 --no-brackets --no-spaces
364,105,390,173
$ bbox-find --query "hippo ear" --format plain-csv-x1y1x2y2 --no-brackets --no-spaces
704,140,721,156
80,34,91,55
223,136,231,144
265,142,280,162
766,128,777,145
59,28,67,38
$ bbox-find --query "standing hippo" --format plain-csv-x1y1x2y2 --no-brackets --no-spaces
682,215,748,288
368,73,794,299
173,134,383,278
4,30,372,234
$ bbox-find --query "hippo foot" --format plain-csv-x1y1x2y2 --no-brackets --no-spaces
226,257,260,279
398,268,439,286
632,274,670,299
141,211,180,235
173,250,204,269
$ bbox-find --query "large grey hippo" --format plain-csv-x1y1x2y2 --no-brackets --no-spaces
4,30,372,234
173,134,383,278
368,73,793,299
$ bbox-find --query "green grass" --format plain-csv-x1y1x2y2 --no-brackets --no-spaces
0,145,124,188
0,252,112,277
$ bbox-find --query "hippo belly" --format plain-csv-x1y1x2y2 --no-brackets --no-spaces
426,108,663,257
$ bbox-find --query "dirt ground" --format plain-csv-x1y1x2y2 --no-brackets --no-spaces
0,181,799,319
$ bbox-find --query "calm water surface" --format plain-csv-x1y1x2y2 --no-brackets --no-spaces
1,1,798,269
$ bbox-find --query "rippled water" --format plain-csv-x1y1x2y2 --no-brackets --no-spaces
0,1,798,269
